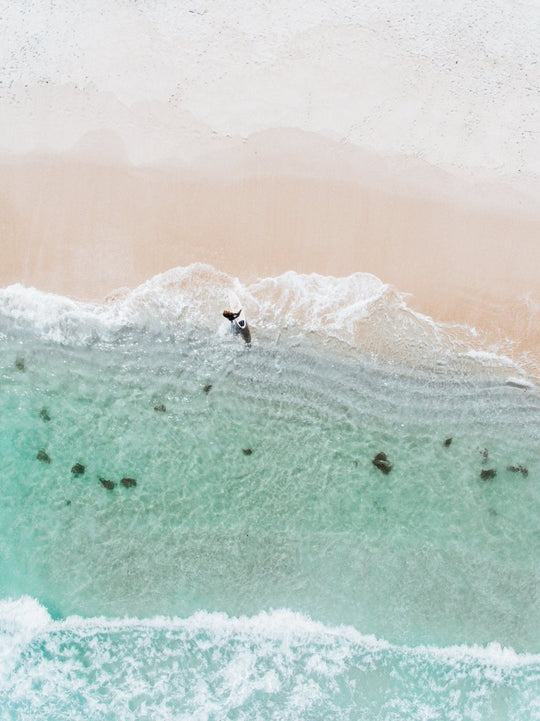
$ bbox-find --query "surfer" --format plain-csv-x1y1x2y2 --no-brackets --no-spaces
223,309,251,346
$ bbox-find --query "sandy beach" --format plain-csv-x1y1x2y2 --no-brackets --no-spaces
1,130,540,367
1,0,540,369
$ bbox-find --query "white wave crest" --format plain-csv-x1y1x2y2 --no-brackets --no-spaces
0,264,534,381
1,596,538,671
0,264,393,343
1,596,538,721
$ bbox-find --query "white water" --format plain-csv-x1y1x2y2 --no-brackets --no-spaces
1,597,538,721
0,263,533,382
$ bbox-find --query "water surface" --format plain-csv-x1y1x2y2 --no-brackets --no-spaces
0,273,539,719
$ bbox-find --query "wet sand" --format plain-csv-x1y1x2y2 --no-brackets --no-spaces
1,130,539,366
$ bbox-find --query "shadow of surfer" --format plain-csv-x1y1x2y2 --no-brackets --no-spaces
223,309,251,346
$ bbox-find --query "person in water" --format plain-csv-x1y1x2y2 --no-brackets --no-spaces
223,309,251,345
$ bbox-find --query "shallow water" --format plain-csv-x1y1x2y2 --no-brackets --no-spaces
0,271,539,719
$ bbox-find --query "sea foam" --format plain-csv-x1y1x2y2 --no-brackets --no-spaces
0,263,532,383
0,597,538,721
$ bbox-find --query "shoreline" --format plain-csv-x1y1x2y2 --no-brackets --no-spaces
1,131,540,372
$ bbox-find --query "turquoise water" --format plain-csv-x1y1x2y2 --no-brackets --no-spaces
0,276,539,719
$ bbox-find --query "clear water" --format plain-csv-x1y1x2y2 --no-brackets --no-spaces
0,274,539,719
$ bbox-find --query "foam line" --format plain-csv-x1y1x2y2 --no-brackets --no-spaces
0,263,533,381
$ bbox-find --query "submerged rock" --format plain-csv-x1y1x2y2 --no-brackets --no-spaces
154,404,167,413
203,384,213,394
121,477,137,488
242,448,253,456
15,357,25,371
372,452,393,474
37,449,51,463
40,408,51,422
443,437,453,447
71,463,85,475
506,465,529,478
100,478,116,490
480,468,497,481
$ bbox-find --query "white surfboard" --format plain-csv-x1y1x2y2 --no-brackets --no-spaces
225,289,251,344
227,290,248,331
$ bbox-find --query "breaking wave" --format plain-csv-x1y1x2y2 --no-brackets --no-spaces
1,597,539,721
0,263,534,383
